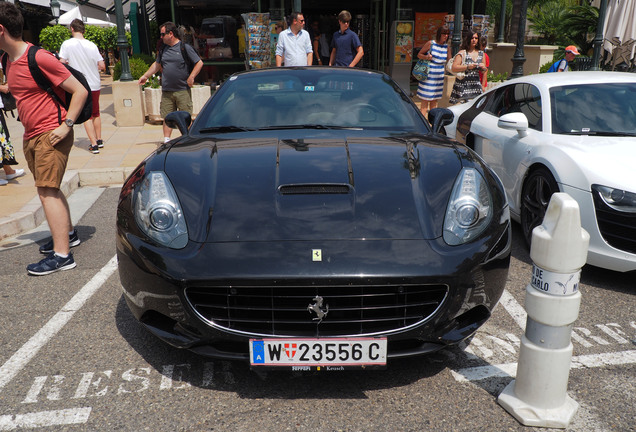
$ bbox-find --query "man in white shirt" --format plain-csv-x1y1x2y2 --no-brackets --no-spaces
275,12,312,67
59,19,105,154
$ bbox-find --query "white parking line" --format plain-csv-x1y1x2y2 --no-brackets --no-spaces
498,288,527,330
0,256,117,392
0,408,92,431
451,350,636,382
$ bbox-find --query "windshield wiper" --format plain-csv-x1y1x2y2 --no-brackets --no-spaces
198,125,255,133
257,124,362,130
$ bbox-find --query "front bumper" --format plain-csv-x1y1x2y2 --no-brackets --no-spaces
116,220,511,361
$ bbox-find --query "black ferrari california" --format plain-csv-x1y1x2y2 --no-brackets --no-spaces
116,67,511,369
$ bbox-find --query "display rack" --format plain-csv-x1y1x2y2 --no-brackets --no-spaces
241,12,271,69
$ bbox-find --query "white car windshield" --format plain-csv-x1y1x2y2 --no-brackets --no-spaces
550,82,636,136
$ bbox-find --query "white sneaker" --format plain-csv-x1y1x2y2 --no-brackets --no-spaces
0,179,7,186
5,168,25,180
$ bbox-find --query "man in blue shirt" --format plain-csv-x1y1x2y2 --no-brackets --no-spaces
329,10,364,67
275,12,313,67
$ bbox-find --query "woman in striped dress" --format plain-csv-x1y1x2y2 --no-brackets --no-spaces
416,26,450,117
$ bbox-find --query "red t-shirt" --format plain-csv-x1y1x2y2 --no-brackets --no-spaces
5,43,71,139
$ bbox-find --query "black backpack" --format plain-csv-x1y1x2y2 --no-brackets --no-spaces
1,46,93,125
27,46,93,125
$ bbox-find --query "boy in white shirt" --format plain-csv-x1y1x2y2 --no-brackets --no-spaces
59,19,105,154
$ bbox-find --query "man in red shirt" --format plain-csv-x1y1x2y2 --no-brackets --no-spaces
0,3,88,275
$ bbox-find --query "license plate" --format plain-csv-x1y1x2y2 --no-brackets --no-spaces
249,338,387,370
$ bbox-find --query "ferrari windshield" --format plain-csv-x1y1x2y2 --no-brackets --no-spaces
192,68,427,133
550,82,636,135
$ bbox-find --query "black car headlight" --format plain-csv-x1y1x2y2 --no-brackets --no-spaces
593,184,636,213
133,171,188,248
443,168,492,245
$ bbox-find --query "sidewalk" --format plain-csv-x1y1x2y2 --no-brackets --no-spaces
0,74,166,242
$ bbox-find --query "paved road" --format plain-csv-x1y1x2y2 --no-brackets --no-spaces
0,187,634,431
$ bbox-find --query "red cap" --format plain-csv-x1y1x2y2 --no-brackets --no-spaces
565,45,580,55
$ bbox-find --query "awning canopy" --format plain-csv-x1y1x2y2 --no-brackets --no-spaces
10,0,155,21
54,6,116,27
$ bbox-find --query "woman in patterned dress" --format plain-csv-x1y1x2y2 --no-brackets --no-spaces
416,26,450,117
449,30,487,105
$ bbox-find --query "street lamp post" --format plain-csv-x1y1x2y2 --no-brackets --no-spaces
590,0,608,71
497,0,506,43
510,0,528,79
114,0,133,81
50,0,61,24
452,0,463,56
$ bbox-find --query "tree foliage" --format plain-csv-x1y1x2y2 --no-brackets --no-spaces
39,24,130,54
38,25,71,52
561,4,599,55
492,0,598,54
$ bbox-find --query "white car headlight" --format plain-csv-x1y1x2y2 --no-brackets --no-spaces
593,185,636,213
443,168,493,245
134,171,188,248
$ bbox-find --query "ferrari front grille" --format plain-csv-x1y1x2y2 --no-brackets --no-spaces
184,283,448,337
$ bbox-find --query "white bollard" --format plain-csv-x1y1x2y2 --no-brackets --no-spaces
498,193,590,428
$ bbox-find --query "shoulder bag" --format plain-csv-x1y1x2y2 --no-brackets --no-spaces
446,51,466,80
412,58,429,81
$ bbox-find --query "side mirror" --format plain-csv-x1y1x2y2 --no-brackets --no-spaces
498,112,529,138
164,111,192,135
428,108,454,134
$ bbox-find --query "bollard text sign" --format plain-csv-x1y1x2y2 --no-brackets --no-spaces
531,265,580,295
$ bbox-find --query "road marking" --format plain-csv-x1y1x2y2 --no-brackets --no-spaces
0,255,117,392
498,288,527,330
0,408,91,430
451,349,636,382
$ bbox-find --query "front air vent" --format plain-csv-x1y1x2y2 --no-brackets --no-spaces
279,184,351,195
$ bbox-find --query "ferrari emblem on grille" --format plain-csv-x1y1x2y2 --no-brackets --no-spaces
312,249,322,261
308,296,329,323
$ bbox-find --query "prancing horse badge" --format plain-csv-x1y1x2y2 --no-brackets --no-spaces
312,249,322,261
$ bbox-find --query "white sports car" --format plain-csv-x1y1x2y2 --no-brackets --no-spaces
445,71,636,272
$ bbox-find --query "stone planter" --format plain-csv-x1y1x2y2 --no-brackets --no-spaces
143,87,163,123
191,85,211,119
489,43,558,76
143,85,212,123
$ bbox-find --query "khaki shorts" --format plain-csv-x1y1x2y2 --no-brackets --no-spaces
23,129,74,189
160,89,193,118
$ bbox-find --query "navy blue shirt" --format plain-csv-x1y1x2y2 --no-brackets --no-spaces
331,29,362,67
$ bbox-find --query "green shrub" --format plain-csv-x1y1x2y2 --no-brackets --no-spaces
132,53,156,67
38,25,71,52
113,56,150,81
487,71,509,82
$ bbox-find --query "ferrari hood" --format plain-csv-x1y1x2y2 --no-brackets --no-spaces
164,135,461,243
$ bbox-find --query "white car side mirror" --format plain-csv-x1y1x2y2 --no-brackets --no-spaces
498,112,529,138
